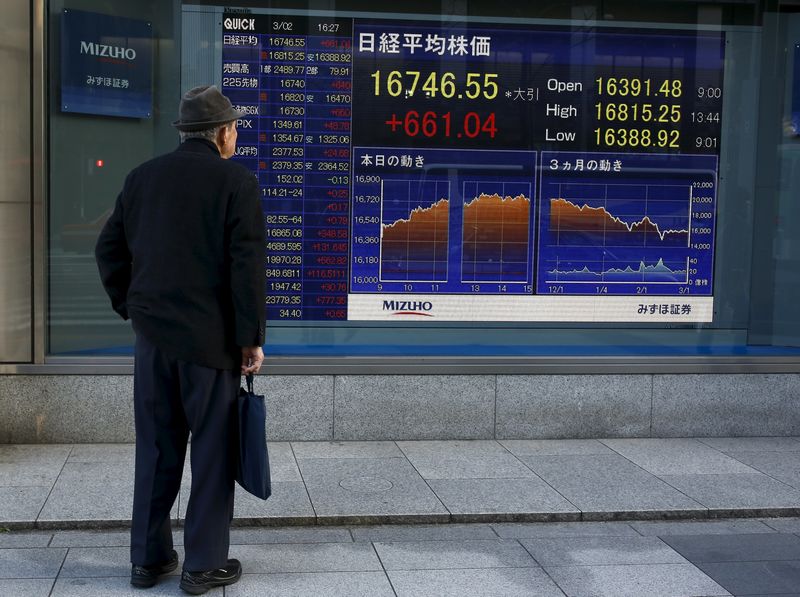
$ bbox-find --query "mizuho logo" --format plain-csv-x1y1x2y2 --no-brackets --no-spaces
224,17,255,30
382,300,434,317
80,41,136,61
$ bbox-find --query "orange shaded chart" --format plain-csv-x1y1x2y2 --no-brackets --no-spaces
549,197,689,246
381,195,449,282
461,190,532,283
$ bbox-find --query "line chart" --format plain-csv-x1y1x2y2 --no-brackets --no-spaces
545,257,690,284
536,152,718,296
461,183,532,283
379,182,450,282
549,198,689,245
350,147,538,294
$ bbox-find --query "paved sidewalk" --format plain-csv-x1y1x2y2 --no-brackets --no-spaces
3,438,800,529
4,518,800,595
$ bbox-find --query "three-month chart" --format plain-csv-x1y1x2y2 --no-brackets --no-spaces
537,152,717,296
350,148,537,294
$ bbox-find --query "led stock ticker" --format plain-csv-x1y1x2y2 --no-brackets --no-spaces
222,13,724,322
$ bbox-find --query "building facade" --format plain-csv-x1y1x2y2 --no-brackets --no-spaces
1,0,799,443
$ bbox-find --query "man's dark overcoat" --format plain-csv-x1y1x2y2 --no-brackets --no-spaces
95,138,265,368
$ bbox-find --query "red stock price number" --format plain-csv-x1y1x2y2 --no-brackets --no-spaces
383,111,497,139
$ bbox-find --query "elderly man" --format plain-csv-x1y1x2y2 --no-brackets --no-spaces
95,85,265,594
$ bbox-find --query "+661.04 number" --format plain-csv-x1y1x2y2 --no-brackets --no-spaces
384,111,497,139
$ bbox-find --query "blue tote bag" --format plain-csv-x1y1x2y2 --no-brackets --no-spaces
236,374,272,500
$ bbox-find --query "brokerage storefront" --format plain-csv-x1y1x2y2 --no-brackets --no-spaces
1,0,799,442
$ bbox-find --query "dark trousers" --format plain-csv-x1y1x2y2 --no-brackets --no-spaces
130,333,238,571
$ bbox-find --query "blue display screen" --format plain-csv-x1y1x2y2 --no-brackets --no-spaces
220,13,724,323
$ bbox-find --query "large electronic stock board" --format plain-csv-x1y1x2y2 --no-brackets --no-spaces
221,12,724,322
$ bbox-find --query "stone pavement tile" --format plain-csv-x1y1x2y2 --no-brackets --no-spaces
0,462,65,487
698,436,800,453
396,440,507,459
291,441,402,459
521,454,705,516
232,483,315,523
0,486,50,524
38,462,136,524
51,575,222,596
630,519,776,536
544,563,731,597
232,543,381,573
499,439,614,456
660,532,800,562
60,546,181,578
520,536,688,566
493,521,638,539
298,458,448,522
50,530,143,548
0,531,52,548
696,560,800,596
180,461,313,523
0,547,67,578
227,571,394,596
724,451,800,490
177,442,302,485
374,539,536,570
351,523,497,543
230,527,351,545
761,517,800,532
67,444,134,463
601,438,758,475
0,445,72,464
49,527,352,548
735,594,800,597
403,448,507,475
404,455,535,480
658,473,800,512
179,480,314,523
177,442,301,485
266,442,302,483
0,579,54,597
388,567,566,597
428,478,579,520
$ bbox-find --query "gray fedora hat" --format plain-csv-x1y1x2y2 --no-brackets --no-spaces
172,85,241,131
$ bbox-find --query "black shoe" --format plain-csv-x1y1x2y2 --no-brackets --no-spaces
179,558,242,595
130,549,179,588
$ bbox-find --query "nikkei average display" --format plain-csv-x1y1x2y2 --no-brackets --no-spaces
221,12,723,322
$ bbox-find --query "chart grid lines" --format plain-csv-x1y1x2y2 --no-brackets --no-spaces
378,179,451,283
460,181,533,284
536,151,717,296
545,256,691,285
547,182,692,249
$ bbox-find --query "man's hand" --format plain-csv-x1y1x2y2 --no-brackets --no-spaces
241,346,264,375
